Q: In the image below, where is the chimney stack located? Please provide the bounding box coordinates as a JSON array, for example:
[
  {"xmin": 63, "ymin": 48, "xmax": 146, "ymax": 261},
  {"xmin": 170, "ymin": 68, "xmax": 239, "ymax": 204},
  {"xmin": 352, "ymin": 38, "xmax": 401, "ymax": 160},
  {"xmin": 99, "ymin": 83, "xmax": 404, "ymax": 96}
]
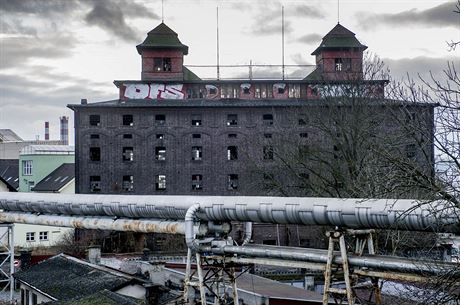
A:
[
  {"xmin": 45, "ymin": 121, "xmax": 49, "ymax": 141},
  {"xmin": 60, "ymin": 116, "xmax": 69, "ymax": 145},
  {"xmin": 87, "ymin": 245, "xmax": 101, "ymax": 264},
  {"xmin": 81, "ymin": 98, "xmax": 87, "ymax": 105}
]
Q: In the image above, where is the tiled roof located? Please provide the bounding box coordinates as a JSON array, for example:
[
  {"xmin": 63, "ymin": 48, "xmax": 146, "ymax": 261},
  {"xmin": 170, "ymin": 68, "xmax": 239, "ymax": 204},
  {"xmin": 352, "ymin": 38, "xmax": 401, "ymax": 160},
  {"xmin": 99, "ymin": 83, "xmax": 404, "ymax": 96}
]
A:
[
  {"xmin": 32, "ymin": 163, "xmax": 74, "ymax": 192},
  {"xmin": 0, "ymin": 159, "xmax": 19, "ymax": 191},
  {"xmin": 136, "ymin": 22, "xmax": 189, "ymax": 55},
  {"xmin": 0, "ymin": 129, "xmax": 23, "ymax": 142},
  {"xmin": 14, "ymin": 254, "xmax": 140, "ymax": 301},
  {"xmin": 43, "ymin": 290, "xmax": 143, "ymax": 305},
  {"xmin": 312, "ymin": 23, "xmax": 367, "ymax": 55}
]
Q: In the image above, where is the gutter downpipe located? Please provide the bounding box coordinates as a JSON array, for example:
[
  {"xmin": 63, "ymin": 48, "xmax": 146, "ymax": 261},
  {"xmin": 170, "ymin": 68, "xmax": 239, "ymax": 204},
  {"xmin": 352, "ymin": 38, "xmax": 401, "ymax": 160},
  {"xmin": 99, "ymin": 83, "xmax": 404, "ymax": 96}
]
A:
[{"xmin": 241, "ymin": 222, "xmax": 252, "ymax": 245}]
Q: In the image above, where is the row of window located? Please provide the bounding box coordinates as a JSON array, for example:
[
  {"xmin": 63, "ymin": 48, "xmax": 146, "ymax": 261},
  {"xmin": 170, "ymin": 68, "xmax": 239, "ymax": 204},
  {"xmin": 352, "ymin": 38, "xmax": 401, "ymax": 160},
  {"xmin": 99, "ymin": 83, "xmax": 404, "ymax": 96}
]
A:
[
  {"xmin": 26, "ymin": 231, "xmax": 48, "ymax": 242},
  {"xmin": 89, "ymin": 114, "xmax": 310, "ymax": 127},
  {"xmin": 89, "ymin": 145, "xmax": 279, "ymax": 162},
  {"xmin": 89, "ymin": 174, "xmax": 239, "ymax": 192}
]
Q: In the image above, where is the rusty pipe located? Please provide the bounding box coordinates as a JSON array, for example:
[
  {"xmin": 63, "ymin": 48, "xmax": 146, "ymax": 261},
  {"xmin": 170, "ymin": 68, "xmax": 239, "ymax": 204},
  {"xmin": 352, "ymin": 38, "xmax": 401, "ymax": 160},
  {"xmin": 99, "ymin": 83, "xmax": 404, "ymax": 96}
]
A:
[{"xmin": 0, "ymin": 212, "xmax": 187, "ymax": 234}]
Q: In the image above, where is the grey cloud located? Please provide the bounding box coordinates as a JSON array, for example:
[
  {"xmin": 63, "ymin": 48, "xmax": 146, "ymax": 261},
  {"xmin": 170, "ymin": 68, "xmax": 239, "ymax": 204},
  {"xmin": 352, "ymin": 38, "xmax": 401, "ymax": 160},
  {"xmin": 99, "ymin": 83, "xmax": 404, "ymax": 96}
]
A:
[
  {"xmin": 0, "ymin": 19, "xmax": 37, "ymax": 36},
  {"xmin": 250, "ymin": 20, "xmax": 293, "ymax": 36},
  {"xmin": 356, "ymin": 2, "xmax": 459, "ymax": 30},
  {"xmin": 289, "ymin": 5, "xmax": 325, "ymax": 18},
  {"xmin": 384, "ymin": 56, "xmax": 457, "ymax": 83},
  {"xmin": 0, "ymin": 35, "xmax": 76, "ymax": 70},
  {"xmin": 0, "ymin": 0, "xmax": 78, "ymax": 16},
  {"xmin": 297, "ymin": 33, "xmax": 322, "ymax": 45}
]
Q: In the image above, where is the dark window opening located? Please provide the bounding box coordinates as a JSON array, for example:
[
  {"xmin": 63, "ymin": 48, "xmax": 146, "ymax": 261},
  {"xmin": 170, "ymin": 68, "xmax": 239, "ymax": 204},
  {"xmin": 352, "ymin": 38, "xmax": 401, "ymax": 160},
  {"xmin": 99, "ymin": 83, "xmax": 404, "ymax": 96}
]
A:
[
  {"xmin": 243, "ymin": 87, "xmax": 250, "ymax": 94},
  {"xmin": 123, "ymin": 134, "xmax": 133, "ymax": 139},
  {"xmin": 122, "ymin": 115, "xmax": 133, "ymax": 126},
  {"xmin": 187, "ymin": 87, "xmax": 205, "ymax": 99},
  {"xmin": 228, "ymin": 134, "xmax": 237, "ymax": 138},
  {"xmin": 263, "ymin": 146, "xmax": 274, "ymax": 160},
  {"xmin": 192, "ymin": 146, "xmax": 202, "ymax": 161},
  {"xmin": 155, "ymin": 114, "xmax": 166, "ymax": 125},
  {"xmin": 405, "ymin": 144, "xmax": 417, "ymax": 158},
  {"xmin": 277, "ymin": 87, "xmax": 285, "ymax": 94},
  {"xmin": 228, "ymin": 174, "xmax": 238, "ymax": 190},
  {"xmin": 227, "ymin": 146, "xmax": 238, "ymax": 160},
  {"xmin": 155, "ymin": 146, "xmax": 166, "ymax": 161},
  {"xmin": 227, "ymin": 114, "xmax": 238, "ymax": 126},
  {"xmin": 192, "ymin": 114, "xmax": 202, "ymax": 126},
  {"xmin": 335, "ymin": 58, "xmax": 351, "ymax": 71},
  {"xmin": 264, "ymin": 133, "xmax": 272, "ymax": 139},
  {"xmin": 154, "ymin": 57, "xmax": 171, "ymax": 72},
  {"xmin": 89, "ymin": 147, "xmax": 100, "ymax": 161},
  {"xmin": 122, "ymin": 147, "xmax": 134, "ymax": 161},
  {"xmin": 192, "ymin": 174, "xmax": 203, "ymax": 190},
  {"xmin": 288, "ymin": 84, "xmax": 301, "ymax": 98},
  {"xmin": 122, "ymin": 175, "xmax": 134, "ymax": 192},
  {"xmin": 156, "ymin": 134, "xmax": 164, "ymax": 140},
  {"xmin": 263, "ymin": 114, "xmax": 274, "ymax": 126},
  {"xmin": 90, "ymin": 176, "xmax": 101, "ymax": 192},
  {"xmin": 89, "ymin": 115, "xmax": 100, "ymax": 126},
  {"xmin": 298, "ymin": 115, "xmax": 307, "ymax": 126},
  {"xmin": 300, "ymin": 133, "xmax": 308, "ymax": 138},
  {"xmin": 192, "ymin": 133, "xmax": 201, "ymax": 139},
  {"xmin": 155, "ymin": 175, "xmax": 166, "ymax": 190},
  {"xmin": 263, "ymin": 240, "xmax": 277, "ymax": 245},
  {"xmin": 90, "ymin": 134, "xmax": 99, "ymax": 139},
  {"xmin": 209, "ymin": 87, "xmax": 217, "ymax": 95}
]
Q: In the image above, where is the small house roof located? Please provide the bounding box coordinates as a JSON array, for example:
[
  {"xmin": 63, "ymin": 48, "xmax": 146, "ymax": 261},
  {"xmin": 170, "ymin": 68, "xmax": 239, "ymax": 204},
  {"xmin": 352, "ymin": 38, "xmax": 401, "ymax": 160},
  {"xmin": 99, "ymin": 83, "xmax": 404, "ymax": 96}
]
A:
[
  {"xmin": 20, "ymin": 145, "xmax": 74, "ymax": 155},
  {"xmin": 136, "ymin": 22, "xmax": 189, "ymax": 55},
  {"xmin": 0, "ymin": 129, "xmax": 23, "ymax": 142},
  {"xmin": 32, "ymin": 163, "xmax": 74, "ymax": 192},
  {"xmin": 311, "ymin": 23, "xmax": 367, "ymax": 55},
  {"xmin": 0, "ymin": 159, "xmax": 19, "ymax": 190}
]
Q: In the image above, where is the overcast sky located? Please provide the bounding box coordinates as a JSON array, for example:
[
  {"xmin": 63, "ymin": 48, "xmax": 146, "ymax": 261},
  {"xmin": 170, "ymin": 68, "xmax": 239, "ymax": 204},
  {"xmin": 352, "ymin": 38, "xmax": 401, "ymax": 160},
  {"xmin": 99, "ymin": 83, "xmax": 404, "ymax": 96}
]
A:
[{"xmin": 0, "ymin": 0, "xmax": 458, "ymax": 143}]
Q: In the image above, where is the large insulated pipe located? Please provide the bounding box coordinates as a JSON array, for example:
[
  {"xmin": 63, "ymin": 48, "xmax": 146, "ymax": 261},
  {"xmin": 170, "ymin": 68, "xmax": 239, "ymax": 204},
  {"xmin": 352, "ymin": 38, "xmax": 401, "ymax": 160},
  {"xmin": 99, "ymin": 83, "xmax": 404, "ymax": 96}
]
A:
[
  {"xmin": 208, "ymin": 244, "xmax": 460, "ymax": 277},
  {"xmin": 0, "ymin": 212, "xmax": 187, "ymax": 234},
  {"xmin": 1, "ymin": 193, "xmax": 458, "ymax": 232}
]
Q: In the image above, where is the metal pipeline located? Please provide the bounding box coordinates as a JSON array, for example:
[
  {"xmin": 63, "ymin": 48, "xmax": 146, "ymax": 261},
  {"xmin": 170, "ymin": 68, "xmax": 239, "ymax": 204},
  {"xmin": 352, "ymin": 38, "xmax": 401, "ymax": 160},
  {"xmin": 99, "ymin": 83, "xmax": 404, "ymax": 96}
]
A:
[
  {"xmin": 208, "ymin": 244, "xmax": 460, "ymax": 277},
  {"xmin": 242, "ymin": 222, "xmax": 252, "ymax": 245},
  {"xmin": 0, "ymin": 212, "xmax": 187, "ymax": 234},
  {"xmin": 1, "ymin": 193, "xmax": 459, "ymax": 232},
  {"xmin": 185, "ymin": 204, "xmax": 201, "ymax": 251}
]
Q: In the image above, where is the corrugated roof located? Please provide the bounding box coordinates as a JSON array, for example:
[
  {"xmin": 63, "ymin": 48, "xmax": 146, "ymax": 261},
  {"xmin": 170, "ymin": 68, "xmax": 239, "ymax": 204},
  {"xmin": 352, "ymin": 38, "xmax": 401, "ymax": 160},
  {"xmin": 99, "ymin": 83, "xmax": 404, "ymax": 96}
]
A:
[
  {"xmin": 0, "ymin": 159, "xmax": 19, "ymax": 191},
  {"xmin": 20, "ymin": 145, "xmax": 75, "ymax": 155},
  {"xmin": 311, "ymin": 23, "xmax": 367, "ymax": 55},
  {"xmin": 32, "ymin": 163, "xmax": 74, "ymax": 192},
  {"xmin": 136, "ymin": 22, "xmax": 189, "ymax": 55},
  {"xmin": 14, "ymin": 254, "xmax": 141, "ymax": 301},
  {"xmin": 0, "ymin": 129, "xmax": 23, "ymax": 142}
]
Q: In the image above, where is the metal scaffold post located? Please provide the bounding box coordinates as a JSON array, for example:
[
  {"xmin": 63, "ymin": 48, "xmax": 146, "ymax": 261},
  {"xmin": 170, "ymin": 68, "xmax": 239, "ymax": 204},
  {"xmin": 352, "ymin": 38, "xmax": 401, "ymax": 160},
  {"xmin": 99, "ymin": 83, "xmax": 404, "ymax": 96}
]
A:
[{"xmin": 0, "ymin": 223, "xmax": 14, "ymax": 302}]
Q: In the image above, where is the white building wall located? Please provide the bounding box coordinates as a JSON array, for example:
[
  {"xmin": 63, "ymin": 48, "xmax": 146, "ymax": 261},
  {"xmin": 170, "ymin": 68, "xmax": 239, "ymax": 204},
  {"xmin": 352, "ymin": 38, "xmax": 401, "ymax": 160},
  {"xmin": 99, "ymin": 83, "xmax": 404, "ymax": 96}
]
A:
[
  {"xmin": 14, "ymin": 224, "xmax": 73, "ymax": 248},
  {"xmin": 19, "ymin": 283, "xmax": 53, "ymax": 305},
  {"xmin": 115, "ymin": 284, "xmax": 146, "ymax": 299},
  {"xmin": 0, "ymin": 181, "xmax": 9, "ymax": 192}
]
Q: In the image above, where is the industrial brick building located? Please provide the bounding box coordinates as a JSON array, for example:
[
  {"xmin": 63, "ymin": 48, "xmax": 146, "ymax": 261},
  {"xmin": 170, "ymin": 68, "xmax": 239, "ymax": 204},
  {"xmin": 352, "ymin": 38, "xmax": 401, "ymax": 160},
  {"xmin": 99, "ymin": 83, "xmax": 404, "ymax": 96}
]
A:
[{"xmin": 69, "ymin": 22, "xmax": 434, "ymax": 248}]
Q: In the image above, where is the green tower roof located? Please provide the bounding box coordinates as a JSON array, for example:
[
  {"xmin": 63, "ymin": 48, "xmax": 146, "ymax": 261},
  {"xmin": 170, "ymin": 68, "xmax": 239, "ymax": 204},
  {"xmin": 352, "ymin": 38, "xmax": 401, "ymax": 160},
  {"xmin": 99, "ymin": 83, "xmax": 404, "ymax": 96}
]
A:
[
  {"xmin": 311, "ymin": 23, "xmax": 367, "ymax": 55},
  {"xmin": 136, "ymin": 22, "xmax": 189, "ymax": 55}
]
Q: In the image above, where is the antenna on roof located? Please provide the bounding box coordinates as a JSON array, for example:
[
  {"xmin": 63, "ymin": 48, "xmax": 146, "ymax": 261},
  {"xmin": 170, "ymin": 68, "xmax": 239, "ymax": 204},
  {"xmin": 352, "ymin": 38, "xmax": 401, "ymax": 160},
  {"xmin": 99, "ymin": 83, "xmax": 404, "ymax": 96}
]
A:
[
  {"xmin": 337, "ymin": 0, "xmax": 340, "ymax": 24},
  {"xmin": 282, "ymin": 5, "xmax": 285, "ymax": 80},
  {"xmin": 217, "ymin": 6, "xmax": 220, "ymax": 80},
  {"xmin": 161, "ymin": 0, "xmax": 164, "ymax": 23}
]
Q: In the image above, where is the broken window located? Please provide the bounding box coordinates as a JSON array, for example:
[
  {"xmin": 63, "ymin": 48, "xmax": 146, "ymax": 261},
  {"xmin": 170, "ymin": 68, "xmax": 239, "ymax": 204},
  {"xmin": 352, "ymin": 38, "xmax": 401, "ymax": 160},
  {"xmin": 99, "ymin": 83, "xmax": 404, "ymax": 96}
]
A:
[
  {"xmin": 123, "ymin": 134, "xmax": 133, "ymax": 139},
  {"xmin": 90, "ymin": 147, "xmax": 101, "ymax": 161},
  {"xmin": 192, "ymin": 134, "xmax": 201, "ymax": 139},
  {"xmin": 220, "ymin": 84, "xmax": 239, "ymax": 98},
  {"xmin": 300, "ymin": 133, "xmax": 308, "ymax": 138},
  {"xmin": 335, "ymin": 58, "xmax": 351, "ymax": 71},
  {"xmin": 155, "ymin": 114, "xmax": 166, "ymax": 125},
  {"xmin": 192, "ymin": 114, "xmax": 202, "ymax": 126},
  {"xmin": 155, "ymin": 175, "xmax": 166, "ymax": 190},
  {"xmin": 263, "ymin": 146, "xmax": 274, "ymax": 160},
  {"xmin": 90, "ymin": 134, "xmax": 99, "ymax": 139},
  {"xmin": 122, "ymin": 175, "xmax": 134, "ymax": 192},
  {"xmin": 154, "ymin": 57, "xmax": 171, "ymax": 72},
  {"xmin": 288, "ymin": 84, "xmax": 301, "ymax": 98},
  {"xmin": 264, "ymin": 133, "xmax": 272, "ymax": 139},
  {"xmin": 263, "ymin": 114, "xmax": 273, "ymax": 126},
  {"xmin": 187, "ymin": 86, "xmax": 205, "ymax": 98},
  {"xmin": 227, "ymin": 174, "xmax": 238, "ymax": 190},
  {"xmin": 298, "ymin": 115, "xmax": 308, "ymax": 126},
  {"xmin": 254, "ymin": 84, "xmax": 273, "ymax": 98},
  {"xmin": 192, "ymin": 174, "xmax": 203, "ymax": 190},
  {"xmin": 227, "ymin": 114, "xmax": 238, "ymax": 126},
  {"xmin": 227, "ymin": 146, "xmax": 238, "ymax": 160},
  {"xmin": 228, "ymin": 134, "xmax": 237, "ymax": 139},
  {"xmin": 90, "ymin": 176, "xmax": 101, "ymax": 192},
  {"xmin": 89, "ymin": 115, "xmax": 100, "ymax": 126},
  {"xmin": 192, "ymin": 146, "xmax": 202, "ymax": 161},
  {"xmin": 122, "ymin": 147, "xmax": 134, "ymax": 161},
  {"xmin": 156, "ymin": 134, "xmax": 164, "ymax": 140},
  {"xmin": 122, "ymin": 115, "xmax": 133, "ymax": 126},
  {"xmin": 155, "ymin": 146, "xmax": 166, "ymax": 161}
]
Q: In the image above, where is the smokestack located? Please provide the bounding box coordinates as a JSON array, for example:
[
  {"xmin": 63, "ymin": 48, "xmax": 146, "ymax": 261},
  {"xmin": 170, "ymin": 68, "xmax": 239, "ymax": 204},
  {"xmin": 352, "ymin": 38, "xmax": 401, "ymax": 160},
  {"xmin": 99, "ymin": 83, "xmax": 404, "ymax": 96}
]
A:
[
  {"xmin": 45, "ymin": 121, "xmax": 49, "ymax": 141},
  {"xmin": 60, "ymin": 116, "xmax": 69, "ymax": 145}
]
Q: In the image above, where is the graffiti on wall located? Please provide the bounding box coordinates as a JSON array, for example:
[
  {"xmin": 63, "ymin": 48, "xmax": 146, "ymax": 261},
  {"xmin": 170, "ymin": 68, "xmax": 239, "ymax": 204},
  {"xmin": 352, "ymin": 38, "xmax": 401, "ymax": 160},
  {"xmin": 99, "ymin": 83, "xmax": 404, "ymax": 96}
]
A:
[{"xmin": 124, "ymin": 84, "xmax": 185, "ymax": 100}]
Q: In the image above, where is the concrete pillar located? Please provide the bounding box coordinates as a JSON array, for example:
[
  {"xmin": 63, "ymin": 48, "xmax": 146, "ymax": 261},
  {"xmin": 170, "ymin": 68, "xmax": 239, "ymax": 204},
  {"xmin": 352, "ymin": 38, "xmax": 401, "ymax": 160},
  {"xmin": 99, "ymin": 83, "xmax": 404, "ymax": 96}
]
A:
[{"xmin": 87, "ymin": 245, "xmax": 101, "ymax": 264}]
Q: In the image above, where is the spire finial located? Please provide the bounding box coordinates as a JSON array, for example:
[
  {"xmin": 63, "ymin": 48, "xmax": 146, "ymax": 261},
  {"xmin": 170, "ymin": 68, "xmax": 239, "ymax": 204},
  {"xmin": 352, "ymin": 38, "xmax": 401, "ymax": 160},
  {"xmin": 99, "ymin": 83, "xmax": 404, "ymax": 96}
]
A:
[
  {"xmin": 162, "ymin": 0, "xmax": 164, "ymax": 23},
  {"xmin": 337, "ymin": 0, "xmax": 340, "ymax": 24}
]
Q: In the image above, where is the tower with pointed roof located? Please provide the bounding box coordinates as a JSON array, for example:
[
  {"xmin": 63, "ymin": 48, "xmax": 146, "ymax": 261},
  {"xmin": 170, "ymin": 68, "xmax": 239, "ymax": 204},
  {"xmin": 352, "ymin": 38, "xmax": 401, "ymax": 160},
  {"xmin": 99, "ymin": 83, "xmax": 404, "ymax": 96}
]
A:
[
  {"xmin": 307, "ymin": 23, "xmax": 367, "ymax": 81},
  {"xmin": 136, "ymin": 22, "xmax": 189, "ymax": 81}
]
